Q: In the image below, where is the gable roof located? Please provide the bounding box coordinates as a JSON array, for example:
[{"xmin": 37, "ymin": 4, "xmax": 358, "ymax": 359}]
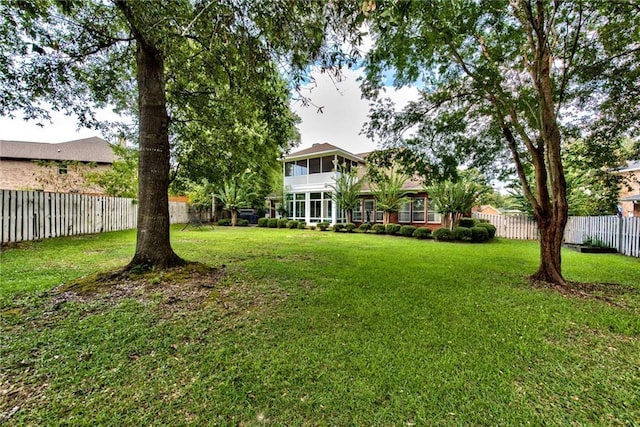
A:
[
  {"xmin": 285, "ymin": 143, "xmax": 364, "ymax": 161},
  {"xmin": 0, "ymin": 137, "xmax": 116, "ymax": 164}
]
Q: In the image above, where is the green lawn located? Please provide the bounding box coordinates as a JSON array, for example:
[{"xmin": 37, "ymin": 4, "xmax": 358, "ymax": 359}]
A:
[{"xmin": 1, "ymin": 226, "xmax": 639, "ymax": 425}]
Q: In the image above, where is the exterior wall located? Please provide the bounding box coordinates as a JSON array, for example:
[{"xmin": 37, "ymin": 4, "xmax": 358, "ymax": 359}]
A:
[
  {"xmin": 0, "ymin": 159, "xmax": 111, "ymax": 194},
  {"xmin": 351, "ymin": 193, "xmax": 443, "ymax": 230},
  {"xmin": 619, "ymin": 169, "xmax": 640, "ymax": 217}
]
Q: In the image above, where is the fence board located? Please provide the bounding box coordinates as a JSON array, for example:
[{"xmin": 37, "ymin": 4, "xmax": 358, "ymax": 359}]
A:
[
  {"xmin": 474, "ymin": 212, "xmax": 640, "ymax": 258},
  {"xmin": 0, "ymin": 190, "xmax": 193, "ymax": 244}
]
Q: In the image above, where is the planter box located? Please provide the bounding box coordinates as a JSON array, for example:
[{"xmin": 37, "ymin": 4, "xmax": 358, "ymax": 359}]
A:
[{"xmin": 563, "ymin": 243, "xmax": 617, "ymax": 254}]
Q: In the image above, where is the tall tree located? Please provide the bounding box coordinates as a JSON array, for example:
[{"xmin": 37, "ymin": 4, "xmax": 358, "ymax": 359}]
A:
[
  {"xmin": 362, "ymin": 0, "xmax": 640, "ymax": 285},
  {"xmin": 2, "ymin": 0, "xmax": 355, "ymax": 270}
]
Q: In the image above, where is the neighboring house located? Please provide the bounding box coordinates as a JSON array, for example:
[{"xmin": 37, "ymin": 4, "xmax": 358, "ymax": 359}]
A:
[
  {"xmin": 472, "ymin": 205, "xmax": 502, "ymax": 216},
  {"xmin": 278, "ymin": 143, "xmax": 443, "ymax": 228},
  {"xmin": 0, "ymin": 137, "xmax": 116, "ymax": 194},
  {"xmin": 617, "ymin": 161, "xmax": 640, "ymax": 217}
]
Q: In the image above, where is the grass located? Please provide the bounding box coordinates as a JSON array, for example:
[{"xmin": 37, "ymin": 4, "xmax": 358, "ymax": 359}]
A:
[{"xmin": 1, "ymin": 226, "xmax": 639, "ymax": 425}]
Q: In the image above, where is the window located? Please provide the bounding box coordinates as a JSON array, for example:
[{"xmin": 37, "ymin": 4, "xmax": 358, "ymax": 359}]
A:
[
  {"xmin": 352, "ymin": 199, "xmax": 362, "ymax": 222},
  {"xmin": 398, "ymin": 201, "xmax": 411, "ymax": 223},
  {"xmin": 294, "ymin": 193, "xmax": 306, "ymax": 220},
  {"xmin": 412, "ymin": 198, "xmax": 425, "ymax": 222},
  {"xmin": 321, "ymin": 156, "xmax": 334, "ymax": 173},
  {"xmin": 310, "ymin": 192, "xmax": 322, "ymax": 221},
  {"xmin": 285, "ymin": 194, "xmax": 293, "ymax": 218},
  {"xmin": 309, "ymin": 157, "xmax": 321, "ymax": 174},
  {"xmin": 58, "ymin": 163, "xmax": 68, "ymax": 175},
  {"xmin": 295, "ymin": 159, "xmax": 308, "ymax": 176},
  {"xmin": 427, "ymin": 200, "xmax": 442, "ymax": 223},
  {"xmin": 322, "ymin": 194, "xmax": 333, "ymax": 222}
]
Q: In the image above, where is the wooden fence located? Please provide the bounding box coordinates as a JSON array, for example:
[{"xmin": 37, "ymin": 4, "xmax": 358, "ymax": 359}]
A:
[
  {"xmin": 1, "ymin": 190, "xmax": 191, "ymax": 244},
  {"xmin": 472, "ymin": 212, "xmax": 539, "ymax": 240},
  {"xmin": 473, "ymin": 212, "xmax": 640, "ymax": 258}
]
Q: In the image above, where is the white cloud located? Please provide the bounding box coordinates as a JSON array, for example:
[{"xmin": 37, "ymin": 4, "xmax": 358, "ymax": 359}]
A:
[{"xmin": 291, "ymin": 67, "xmax": 420, "ymax": 155}]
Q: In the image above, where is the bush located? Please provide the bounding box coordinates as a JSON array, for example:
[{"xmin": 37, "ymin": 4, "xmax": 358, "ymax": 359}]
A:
[
  {"xmin": 333, "ymin": 223, "xmax": 345, "ymax": 232},
  {"xmin": 386, "ymin": 224, "xmax": 401, "ymax": 235},
  {"xmin": 399, "ymin": 225, "xmax": 416, "ymax": 237},
  {"xmin": 217, "ymin": 218, "xmax": 231, "ymax": 226},
  {"xmin": 476, "ymin": 222, "xmax": 497, "ymax": 239},
  {"xmin": 287, "ymin": 220, "xmax": 299, "ymax": 229},
  {"xmin": 453, "ymin": 226, "xmax": 473, "ymax": 241},
  {"xmin": 344, "ymin": 223, "xmax": 357, "ymax": 233},
  {"xmin": 458, "ymin": 217, "xmax": 476, "ymax": 228},
  {"xmin": 433, "ymin": 227, "xmax": 454, "ymax": 241},
  {"xmin": 470, "ymin": 226, "xmax": 489, "ymax": 242},
  {"xmin": 317, "ymin": 222, "xmax": 330, "ymax": 231},
  {"xmin": 358, "ymin": 223, "xmax": 371, "ymax": 233},
  {"xmin": 413, "ymin": 227, "xmax": 432, "ymax": 239},
  {"xmin": 257, "ymin": 217, "xmax": 269, "ymax": 227},
  {"xmin": 477, "ymin": 218, "xmax": 489, "ymax": 223},
  {"xmin": 267, "ymin": 218, "xmax": 278, "ymax": 228},
  {"xmin": 297, "ymin": 221, "xmax": 306, "ymax": 230},
  {"xmin": 277, "ymin": 219, "xmax": 288, "ymax": 228},
  {"xmin": 236, "ymin": 218, "xmax": 249, "ymax": 227},
  {"xmin": 372, "ymin": 224, "xmax": 386, "ymax": 234}
]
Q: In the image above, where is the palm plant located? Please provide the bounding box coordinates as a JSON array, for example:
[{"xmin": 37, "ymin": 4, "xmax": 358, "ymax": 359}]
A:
[
  {"xmin": 216, "ymin": 172, "xmax": 256, "ymax": 226},
  {"xmin": 327, "ymin": 162, "xmax": 363, "ymax": 224},
  {"xmin": 369, "ymin": 166, "xmax": 411, "ymax": 225},
  {"xmin": 426, "ymin": 179, "xmax": 487, "ymax": 229}
]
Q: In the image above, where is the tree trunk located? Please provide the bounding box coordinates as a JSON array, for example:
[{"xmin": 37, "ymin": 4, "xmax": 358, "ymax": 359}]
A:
[
  {"xmin": 346, "ymin": 209, "xmax": 352, "ymax": 224},
  {"xmin": 127, "ymin": 40, "xmax": 184, "ymax": 270},
  {"xmin": 231, "ymin": 210, "xmax": 237, "ymax": 227}
]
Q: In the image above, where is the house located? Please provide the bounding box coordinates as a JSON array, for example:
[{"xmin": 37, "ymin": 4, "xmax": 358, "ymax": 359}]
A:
[
  {"xmin": 472, "ymin": 205, "xmax": 502, "ymax": 216},
  {"xmin": 617, "ymin": 161, "xmax": 640, "ymax": 217},
  {"xmin": 0, "ymin": 137, "xmax": 116, "ymax": 194},
  {"xmin": 278, "ymin": 143, "xmax": 443, "ymax": 228}
]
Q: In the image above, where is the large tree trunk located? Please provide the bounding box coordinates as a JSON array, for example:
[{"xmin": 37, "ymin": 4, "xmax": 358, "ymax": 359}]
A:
[
  {"xmin": 127, "ymin": 40, "xmax": 184, "ymax": 270},
  {"xmin": 231, "ymin": 210, "xmax": 238, "ymax": 227}
]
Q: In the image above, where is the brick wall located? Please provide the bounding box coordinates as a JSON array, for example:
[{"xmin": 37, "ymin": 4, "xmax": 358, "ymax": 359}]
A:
[{"xmin": 0, "ymin": 159, "xmax": 111, "ymax": 194}]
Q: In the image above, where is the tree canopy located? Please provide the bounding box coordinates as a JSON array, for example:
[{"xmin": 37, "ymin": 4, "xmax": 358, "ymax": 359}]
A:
[
  {"xmin": 1, "ymin": 0, "xmax": 359, "ymax": 270},
  {"xmin": 361, "ymin": 0, "xmax": 640, "ymax": 285}
]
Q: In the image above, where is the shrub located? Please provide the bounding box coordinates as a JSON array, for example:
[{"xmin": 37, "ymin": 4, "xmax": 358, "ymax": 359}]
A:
[
  {"xmin": 358, "ymin": 223, "xmax": 371, "ymax": 233},
  {"xmin": 413, "ymin": 227, "xmax": 432, "ymax": 240},
  {"xmin": 236, "ymin": 218, "xmax": 249, "ymax": 227},
  {"xmin": 453, "ymin": 226, "xmax": 473, "ymax": 241},
  {"xmin": 433, "ymin": 227, "xmax": 454, "ymax": 241},
  {"xmin": 476, "ymin": 222, "xmax": 497, "ymax": 239},
  {"xmin": 317, "ymin": 222, "xmax": 330, "ymax": 231},
  {"xmin": 277, "ymin": 219, "xmax": 288, "ymax": 228},
  {"xmin": 287, "ymin": 220, "xmax": 299, "ymax": 229},
  {"xmin": 477, "ymin": 218, "xmax": 489, "ymax": 223},
  {"xmin": 267, "ymin": 218, "xmax": 278, "ymax": 228},
  {"xmin": 344, "ymin": 223, "xmax": 357, "ymax": 233},
  {"xmin": 297, "ymin": 221, "xmax": 306, "ymax": 230},
  {"xmin": 471, "ymin": 226, "xmax": 489, "ymax": 242},
  {"xmin": 386, "ymin": 223, "xmax": 401, "ymax": 235},
  {"xmin": 372, "ymin": 224, "xmax": 386, "ymax": 234},
  {"xmin": 217, "ymin": 218, "xmax": 231, "ymax": 226},
  {"xmin": 399, "ymin": 225, "xmax": 416, "ymax": 237},
  {"xmin": 257, "ymin": 217, "xmax": 269, "ymax": 227},
  {"xmin": 333, "ymin": 223, "xmax": 345, "ymax": 232},
  {"xmin": 458, "ymin": 217, "xmax": 476, "ymax": 228}
]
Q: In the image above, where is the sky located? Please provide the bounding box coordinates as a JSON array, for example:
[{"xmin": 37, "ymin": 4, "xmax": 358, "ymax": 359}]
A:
[{"xmin": 0, "ymin": 67, "xmax": 419, "ymax": 156}]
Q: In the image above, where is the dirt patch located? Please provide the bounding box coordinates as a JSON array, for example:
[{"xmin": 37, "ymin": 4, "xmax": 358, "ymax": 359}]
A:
[
  {"xmin": 531, "ymin": 279, "xmax": 639, "ymax": 307},
  {"xmin": 48, "ymin": 262, "xmax": 226, "ymax": 314}
]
